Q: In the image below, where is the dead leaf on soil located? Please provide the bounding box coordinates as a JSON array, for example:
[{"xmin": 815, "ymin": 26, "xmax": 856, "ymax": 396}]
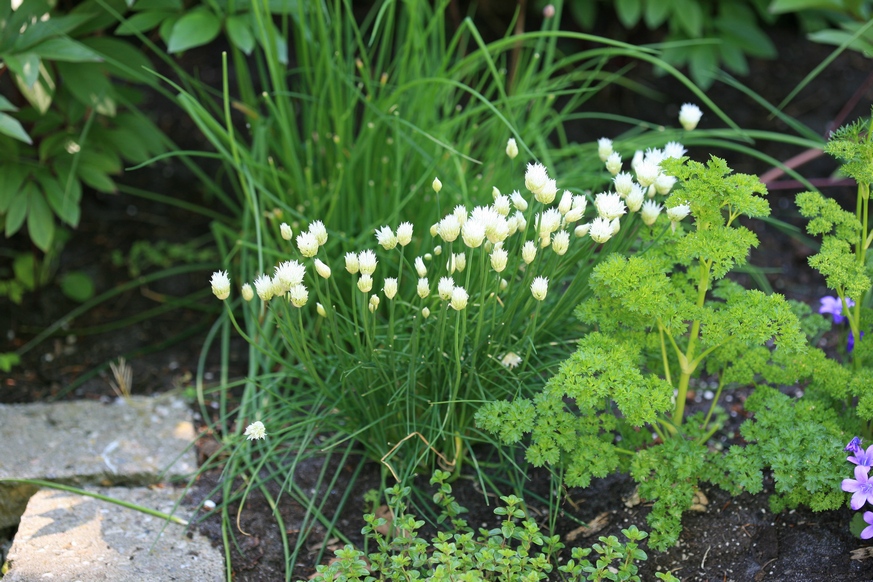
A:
[
  {"xmin": 623, "ymin": 488, "xmax": 641, "ymax": 508},
  {"xmin": 689, "ymin": 489, "xmax": 709, "ymax": 512},
  {"xmin": 564, "ymin": 511, "xmax": 610, "ymax": 542},
  {"xmin": 850, "ymin": 547, "xmax": 873, "ymax": 561}
]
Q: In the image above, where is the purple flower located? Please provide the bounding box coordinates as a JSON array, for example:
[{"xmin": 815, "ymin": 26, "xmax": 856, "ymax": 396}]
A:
[
  {"xmin": 848, "ymin": 331, "xmax": 865, "ymax": 352},
  {"xmin": 847, "ymin": 437, "xmax": 864, "ymax": 454},
  {"xmin": 848, "ymin": 444, "xmax": 873, "ymax": 467},
  {"xmin": 820, "ymin": 295, "xmax": 855, "ymax": 324},
  {"xmin": 842, "ymin": 465, "xmax": 873, "ymax": 510},
  {"xmin": 862, "ymin": 512, "xmax": 873, "ymax": 539}
]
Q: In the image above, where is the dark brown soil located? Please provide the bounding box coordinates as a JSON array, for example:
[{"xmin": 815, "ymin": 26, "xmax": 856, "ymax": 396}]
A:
[{"xmin": 3, "ymin": 13, "xmax": 873, "ymax": 582}]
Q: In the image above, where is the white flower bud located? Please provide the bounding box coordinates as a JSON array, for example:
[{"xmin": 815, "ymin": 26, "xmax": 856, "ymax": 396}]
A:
[
  {"xmin": 500, "ymin": 278, "xmax": 508, "ymax": 290},
  {"xmin": 254, "ymin": 274, "xmax": 273, "ymax": 301},
  {"xmin": 211, "ymin": 270, "xmax": 230, "ymax": 300},
  {"xmin": 667, "ymin": 203, "xmax": 691, "ymax": 223},
  {"xmin": 241, "ymin": 283, "xmax": 254, "ymax": 302},
  {"xmin": 434, "ymin": 244, "xmax": 442, "ymax": 256},
  {"xmin": 280, "ymin": 222, "xmax": 293, "ymax": 241},
  {"xmin": 537, "ymin": 208, "xmax": 562, "ymax": 237},
  {"xmin": 535, "ymin": 179, "xmax": 557, "ymax": 205},
  {"xmin": 450, "ymin": 252, "xmax": 467, "ymax": 273},
  {"xmin": 429, "ymin": 223, "xmax": 439, "ymax": 237},
  {"xmin": 422, "ymin": 306, "xmax": 431, "ymax": 319},
  {"xmin": 552, "ymin": 230, "xmax": 570, "ymax": 255},
  {"xmin": 522, "ymin": 240, "xmax": 537, "ymax": 264},
  {"xmin": 493, "ymin": 194, "xmax": 511, "ymax": 216},
  {"xmin": 357, "ymin": 273, "xmax": 373, "ymax": 293},
  {"xmin": 525, "ymin": 162, "xmax": 549, "ymax": 195},
  {"xmin": 438, "ymin": 277, "xmax": 454, "ymax": 300},
  {"xmin": 574, "ymin": 223, "xmax": 590, "ymax": 238},
  {"xmin": 358, "ymin": 250, "xmax": 378, "ymax": 275},
  {"xmin": 383, "ymin": 277, "xmax": 398, "ymax": 299},
  {"xmin": 679, "ymin": 103, "xmax": 702, "ymax": 131},
  {"xmin": 450, "ymin": 286, "xmax": 468, "ymax": 310},
  {"xmin": 641, "ymin": 200, "xmax": 662, "ymax": 226},
  {"xmin": 308, "ymin": 220, "xmax": 328, "ymax": 246},
  {"xmin": 558, "ymin": 190, "xmax": 573, "ymax": 215},
  {"xmin": 314, "ymin": 259, "xmax": 331, "ymax": 279},
  {"xmin": 514, "ymin": 210, "xmax": 527, "ymax": 232},
  {"xmin": 396, "ymin": 221, "xmax": 413, "ymax": 246},
  {"xmin": 316, "ymin": 302, "xmax": 327, "ymax": 317},
  {"xmin": 589, "ymin": 217, "xmax": 613, "ymax": 244},
  {"xmin": 530, "ymin": 276, "xmax": 548, "ymax": 301},
  {"xmin": 605, "ymin": 152, "xmax": 622, "ymax": 176},
  {"xmin": 610, "ymin": 217, "xmax": 621, "ymax": 235},
  {"xmin": 415, "ymin": 256, "xmax": 427, "ymax": 277},
  {"xmin": 417, "ymin": 277, "xmax": 429, "ymax": 298},
  {"xmin": 613, "ymin": 172, "xmax": 634, "ymax": 198},
  {"xmin": 490, "ymin": 247, "xmax": 508, "ymax": 272},
  {"xmin": 631, "ymin": 150, "xmax": 644, "ymax": 172},
  {"xmin": 506, "ymin": 137, "xmax": 519, "ymax": 159},
  {"xmin": 432, "ymin": 177, "xmax": 442, "ymax": 192},
  {"xmin": 597, "ymin": 137, "xmax": 613, "ymax": 162},
  {"xmin": 288, "ymin": 284, "xmax": 308, "ymax": 307},
  {"xmin": 511, "ymin": 190, "xmax": 528, "ymax": 212},
  {"xmin": 345, "ymin": 252, "xmax": 360, "ymax": 274},
  {"xmin": 296, "ymin": 231, "xmax": 319, "ymax": 257},
  {"xmin": 375, "ymin": 225, "xmax": 397, "ymax": 250},
  {"xmin": 654, "ymin": 174, "xmax": 677, "ymax": 196},
  {"xmin": 635, "ymin": 160, "xmax": 660, "ymax": 188},
  {"xmin": 368, "ymin": 294, "xmax": 380, "ymax": 312},
  {"xmin": 626, "ymin": 184, "xmax": 645, "ymax": 213}
]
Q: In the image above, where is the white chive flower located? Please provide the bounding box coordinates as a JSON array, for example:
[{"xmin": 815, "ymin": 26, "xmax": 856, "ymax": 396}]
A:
[
  {"xmin": 641, "ymin": 200, "xmax": 663, "ymax": 226},
  {"xmin": 490, "ymin": 247, "xmax": 508, "ymax": 272},
  {"xmin": 492, "ymin": 186, "xmax": 501, "ymax": 200},
  {"xmin": 453, "ymin": 205, "xmax": 468, "ymax": 225},
  {"xmin": 644, "ymin": 148, "xmax": 667, "ymax": 167},
  {"xmin": 314, "ymin": 259, "xmax": 331, "ymax": 279},
  {"xmin": 396, "ymin": 222, "xmax": 413, "ymax": 246},
  {"xmin": 438, "ymin": 276, "xmax": 454, "ymax": 300},
  {"xmin": 422, "ymin": 306, "xmax": 431, "ymax": 319},
  {"xmin": 296, "ymin": 231, "xmax": 319, "ymax": 257},
  {"xmin": 552, "ymin": 230, "xmax": 570, "ymax": 255},
  {"xmin": 345, "ymin": 252, "xmax": 360, "ymax": 274},
  {"xmin": 663, "ymin": 141, "xmax": 686, "ymax": 158},
  {"xmin": 461, "ymin": 219, "xmax": 486, "ymax": 248},
  {"xmin": 288, "ymin": 284, "xmax": 308, "ymax": 307},
  {"xmin": 537, "ymin": 208, "xmax": 562, "ymax": 237},
  {"xmin": 450, "ymin": 286, "xmax": 469, "ymax": 311},
  {"xmin": 241, "ymin": 283, "xmax": 254, "ymax": 302},
  {"xmin": 274, "ymin": 260, "xmax": 306, "ymax": 290},
  {"xmin": 531, "ymin": 276, "xmax": 549, "ymax": 301},
  {"xmin": 635, "ymin": 159, "xmax": 660, "ymax": 187},
  {"xmin": 506, "ymin": 137, "xmax": 519, "ymax": 159},
  {"xmin": 254, "ymin": 274, "xmax": 273, "ymax": 301},
  {"xmin": 594, "ymin": 192, "xmax": 627, "ymax": 221},
  {"xmin": 415, "ymin": 256, "xmax": 427, "ymax": 277},
  {"xmin": 434, "ymin": 244, "xmax": 442, "ymax": 255},
  {"xmin": 522, "ymin": 240, "xmax": 537, "ymax": 264},
  {"xmin": 610, "ymin": 217, "xmax": 621, "ymax": 235},
  {"xmin": 358, "ymin": 250, "xmax": 378, "ymax": 275},
  {"xmin": 667, "ymin": 203, "xmax": 691, "ymax": 223},
  {"xmin": 605, "ymin": 152, "xmax": 622, "ymax": 176},
  {"xmin": 654, "ymin": 174, "xmax": 677, "ymax": 196},
  {"xmin": 514, "ymin": 210, "xmax": 527, "ymax": 232},
  {"xmin": 316, "ymin": 302, "xmax": 327, "ymax": 317},
  {"xmin": 631, "ymin": 150, "xmax": 644, "ymax": 172},
  {"xmin": 493, "ymin": 194, "xmax": 511, "ymax": 216},
  {"xmin": 536, "ymin": 179, "xmax": 557, "ymax": 204},
  {"xmin": 679, "ymin": 103, "xmax": 702, "ymax": 131},
  {"xmin": 244, "ymin": 421, "xmax": 267, "ymax": 440},
  {"xmin": 433, "ymin": 177, "xmax": 442, "ymax": 192},
  {"xmin": 429, "ymin": 223, "xmax": 439, "ymax": 237},
  {"xmin": 597, "ymin": 137, "xmax": 613, "ymax": 162},
  {"xmin": 308, "ymin": 220, "xmax": 328, "ymax": 246},
  {"xmin": 626, "ymin": 184, "xmax": 645, "ymax": 213},
  {"xmin": 280, "ymin": 223, "xmax": 293, "ymax": 241},
  {"xmin": 417, "ymin": 277, "xmax": 429, "ymax": 298},
  {"xmin": 375, "ymin": 225, "xmax": 397, "ymax": 250},
  {"xmin": 437, "ymin": 214, "xmax": 461, "ymax": 242},
  {"xmin": 589, "ymin": 217, "xmax": 613, "ymax": 243},
  {"xmin": 511, "ymin": 190, "xmax": 528, "ymax": 212},
  {"xmin": 501, "ymin": 352, "xmax": 522, "ymax": 369},
  {"xmin": 383, "ymin": 277, "xmax": 398, "ymax": 299},
  {"xmin": 613, "ymin": 172, "xmax": 634, "ymax": 198},
  {"xmin": 558, "ymin": 190, "xmax": 573, "ymax": 215},
  {"xmin": 211, "ymin": 270, "xmax": 230, "ymax": 300},
  {"xmin": 574, "ymin": 223, "xmax": 591, "ymax": 238},
  {"xmin": 357, "ymin": 273, "xmax": 374, "ymax": 293},
  {"xmin": 368, "ymin": 295, "xmax": 380, "ymax": 312},
  {"xmin": 564, "ymin": 198, "xmax": 587, "ymax": 223},
  {"xmin": 525, "ymin": 162, "xmax": 550, "ymax": 195},
  {"xmin": 450, "ymin": 252, "xmax": 467, "ymax": 273}
]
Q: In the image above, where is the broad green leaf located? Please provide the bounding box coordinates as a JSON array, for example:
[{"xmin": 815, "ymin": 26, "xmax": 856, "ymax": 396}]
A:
[
  {"xmin": 616, "ymin": 0, "xmax": 642, "ymax": 27},
  {"xmin": 158, "ymin": 14, "xmax": 180, "ymax": 45},
  {"xmin": 99, "ymin": 125, "xmax": 150, "ymax": 163},
  {"xmin": 77, "ymin": 164, "xmax": 117, "ymax": 193},
  {"xmin": 0, "ymin": 353, "xmax": 20, "ymax": 372},
  {"xmin": 38, "ymin": 173, "xmax": 80, "ymax": 227},
  {"xmin": 166, "ymin": 9, "xmax": 221, "ymax": 53},
  {"xmin": 5, "ymin": 53, "xmax": 41, "ymax": 87},
  {"xmin": 13, "ymin": 13, "xmax": 95, "ymax": 52},
  {"xmin": 809, "ymin": 29, "xmax": 873, "ymax": 54},
  {"xmin": 769, "ymin": 0, "xmax": 844, "ymax": 13},
  {"xmin": 133, "ymin": 0, "xmax": 183, "ymax": 9},
  {"xmin": 688, "ymin": 45, "xmax": 718, "ymax": 90},
  {"xmin": 5, "ymin": 181, "xmax": 32, "ymax": 238},
  {"xmin": 226, "ymin": 14, "xmax": 255, "ymax": 55},
  {"xmin": 644, "ymin": 0, "xmax": 672, "ymax": 28},
  {"xmin": 56, "ymin": 62, "xmax": 116, "ymax": 116},
  {"xmin": 31, "ymin": 38, "xmax": 103, "ymax": 62},
  {"xmin": 673, "ymin": 0, "xmax": 704, "ymax": 37},
  {"xmin": 0, "ymin": 95, "xmax": 17, "ymax": 112},
  {"xmin": 12, "ymin": 253, "xmax": 36, "ymax": 290},
  {"xmin": 115, "ymin": 11, "xmax": 173, "ymax": 35},
  {"xmin": 113, "ymin": 112, "xmax": 166, "ymax": 157},
  {"xmin": 12, "ymin": 63, "xmax": 54, "ymax": 114},
  {"xmin": 0, "ymin": 112, "xmax": 32, "ymax": 144},
  {"xmin": 268, "ymin": 0, "xmax": 300, "ymax": 14},
  {"xmin": 60, "ymin": 271, "xmax": 95, "ymax": 302},
  {"xmin": 27, "ymin": 188, "xmax": 54, "ymax": 251},
  {"xmin": 568, "ymin": 1, "xmax": 596, "ymax": 29},
  {"xmin": 0, "ymin": 165, "xmax": 28, "ymax": 213}
]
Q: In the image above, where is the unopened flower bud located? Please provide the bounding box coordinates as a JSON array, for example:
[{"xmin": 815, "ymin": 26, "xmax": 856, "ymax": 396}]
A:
[
  {"xmin": 450, "ymin": 252, "xmax": 467, "ymax": 273},
  {"xmin": 500, "ymin": 278, "xmax": 508, "ymax": 291},
  {"xmin": 531, "ymin": 276, "xmax": 548, "ymax": 301},
  {"xmin": 641, "ymin": 200, "xmax": 662, "ymax": 226},
  {"xmin": 558, "ymin": 190, "xmax": 573, "ymax": 215},
  {"xmin": 490, "ymin": 247, "xmax": 508, "ymax": 272},
  {"xmin": 422, "ymin": 306, "xmax": 431, "ymax": 318},
  {"xmin": 316, "ymin": 302, "xmax": 327, "ymax": 317},
  {"xmin": 605, "ymin": 152, "xmax": 622, "ymax": 176},
  {"xmin": 450, "ymin": 286, "xmax": 468, "ymax": 310},
  {"xmin": 522, "ymin": 240, "xmax": 537, "ymax": 264},
  {"xmin": 679, "ymin": 103, "xmax": 702, "ymax": 131},
  {"xmin": 241, "ymin": 283, "xmax": 254, "ymax": 302},
  {"xmin": 314, "ymin": 258, "xmax": 331, "ymax": 279},
  {"xmin": 597, "ymin": 137, "xmax": 613, "ymax": 162},
  {"xmin": 432, "ymin": 177, "xmax": 442, "ymax": 193},
  {"xmin": 288, "ymin": 284, "xmax": 308, "ymax": 307},
  {"xmin": 345, "ymin": 252, "xmax": 360, "ymax": 274},
  {"xmin": 552, "ymin": 230, "xmax": 570, "ymax": 255},
  {"xmin": 415, "ymin": 256, "xmax": 427, "ymax": 277},
  {"xmin": 396, "ymin": 222, "xmax": 413, "ymax": 246},
  {"xmin": 375, "ymin": 225, "xmax": 397, "ymax": 250},
  {"xmin": 506, "ymin": 137, "xmax": 519, "ymax": 159},
  {"xmin": 574, "ymin": 223, "xmax": 590, "ymax": 238},
  {"xmin": 434, "ymin": 245, "xmax": 442, "ymax": 256},
  {"xmin": 368, "ymin": 294, "xmax": 380, "ymax": 312},
  {"xmin": 357, "ymin": 273, "xmax": 374, "ymax": 293},
  {"xmin": 511, "ymin": 190, "xmax": 528, "ymax": 212},
  {"xmin": 280, "ymin": 223, "xmax": 293, "ymax": 241},
  {"xmin": 429, "ymin": 223, "xmax": 438, "ymax": 237},
  {"xmin": 543, "ymin": 4, "xmax": 555, "ymax": 19},
  {"xmin": 417, "ymin": 277, "xmax": 429, "ymax": 298},
  {"xmin": 383, "ymin": 277, "xmax": 398, "ymax": 299}
]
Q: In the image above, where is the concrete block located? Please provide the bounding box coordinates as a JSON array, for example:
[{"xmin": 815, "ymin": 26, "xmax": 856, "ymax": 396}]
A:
[{"xmin": 3, "ymin": 486, "xmax": 223, "ymax": 582}]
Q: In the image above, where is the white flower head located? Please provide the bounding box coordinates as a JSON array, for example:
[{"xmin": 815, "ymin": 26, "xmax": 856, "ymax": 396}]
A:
[
  {"xmin": 438, "ymin": 276, "xmax": 455, "ymax": 300},
  {"xmin": 663, "ymin": 141, "xmax": 686, "ymax": 158},
  {"xmin": 613, "ymin": 172, "xmax": 635, "ymax": 198},
  {"xmin": 461, "ymin": 219, "xmax": 486, "ymax": 248},
  {"xmin": 589, "ymin": 217, "xmax": 613, "ymax": 244},
  {"xmin": 552, "ymin": 230, "xmax": 570, "ymax": 255},
  {"xmin": 558, "ymin": 190, "xmax": 573, "ymax": 215},
  {"xmin": 635, "ymin": 159, "xmax": 660, "ymax": 188},
  {"xmin": 280, "ymin": 223, "xmax": 293, "ymax": 241},
  {"xmin": 453, "ymin": 205, "xmax": 468, "ymax": 225},
  {"xmin": 375, "ymin": 225, "xmax": 397, "ymax": 250},
  {"xmin": 536, "ymin": 179, "xmax": 558, "ymax": 205},
  {"xmin": 594, "ymin": 192, "xmax": 627, "ymax": 221},
  {"xmin": 288, "ymin": 284, "xmax": 308, "ymax": 308},
  {"xmin": 574, "ymin": 223, "xmax": 591, "ymax": 238},
  {"xmin": 531, "ymin": 276, "xmax": 549, "ymax": 301},
  {"xmin": 274, "ymin": 260, "xmax": 306, "ymax": 291},
  {"xmin": 564, "ymin": 196, "xmax": 587, "ymax": 223},
  {"xmin": 396, "ymin": 221, "xmax": 413, "ymax": 246},
  {"xmin": 210, "ymin": 270, "xmax": 230, "ymax": 300},
  {"xmin": 506, "ymin": 137, "xmax": 519, "ymax": 159},
  {"xmin": 667, "ymin": 203, "xmax": 691, "ymax": 223},
  {"xmin": 313, "ymin": 259, "xmax": 332, "ymax": 279},
  {"xmin": 308, "ymin": 220, "xmax": 328, "ymax": 246},
  {"xmin": 241, "ymin": 283, "xmax": 254, "ymax": 302},
  {"xmin": 357, "ymin": 273, "xmax": 374, "ymax": 293},
  {"xmin": 490, "ymin": 247, "xmax": 508, "ymax": 272},
  {"xmin": 368, "ymin": 294, "xmax": 380, "ymax": 313},
  {"xmin": 345, "ymin": 252, "xmax": 360, "ymax": 274},
  {"xmin": 605, "ymin": 152, "xmax": 622, "ymax": 176},
  {"xmin": 513, "ymin": 210, "xmax": 527, "ymax": 232},
  {"xmin": 641, "ymin": 200, "xmax": 663, "ymax": 226},
  {"xmin": 610, "ymin": 217, "xmax": 621, "ymax": 235},
  {"xmin": 511, "ymin": 190, "xmax": 528, "ymax": 212},
  {"xmin": 450, "ymin": 286, "xmax": 469, "ymax": 310},
  {"xmin": 417, "ymin": 277, "xmax": 429, "ymax": 298},
  {"xmin": 432, "ymin": 177, "xmax": 443, "ymax": 193},
  {"xmin": 254, "ymin": 274, "xmax": 273, "ymax": 301},
  {"xmin": 597, "ymin": 137, "xmax": 613, "ymax": 162},
  {"xmin": 244, "ymin": 421, "xmax": 267, "ymax": 440},
  {"xmin": 522, "ymin": 240, "xmax": 537, "ymax": 264},
  {"xmin": 644, "ymin": 148, "xmax": 667, "ymax": 167},
  {"xmin": 536, "ymin": 208, "xmax": 562, "ymax": 237},
  {"xmin": 450, "ymin": 252, "xmax": 467, "ymax": 273},
  {"xmin": 679, "ymin": 103, "xmax": 703, "ymax": 131},
  {"xmin": 358, "ymin": 250, "xmax": 378, "ymax": 275},
  {"xmin": 296, "ymin": 231, "xmax": 319, "ymax": 257},
  {"xmin": 501, "ymin": 352, "xmax": 522, "ymax": 369},
  {"xmin": 383, "ymin": 277, "xmax": 398, "ymax": 300},
  {"xmin": 493, "ymin": 194, "xmax": 511, "ymax": 217},
  {"xmin": 626, "ymin": 184, "xmax": 645, "ymax": 213},
  {"xmin": 437, "ymin": 214, "xmax": 461, "ymax": 242},
  {"xmin": 525, "ymin": 162, "xmax": 550, "ymax": 195},
  {"xmin": 654, "ymin": 174, "xmax": 677, "ymax": 196},
  {"xmin": 429, "ymin": 223, "xmax": 439, "ymax": 237},
  {"xmin": 433, "ymin": 244, "xmax": 442, "ymax": 256},
  {"xmin": 414, "ymin": 256, "xmax": 427, "ymax": 277}
]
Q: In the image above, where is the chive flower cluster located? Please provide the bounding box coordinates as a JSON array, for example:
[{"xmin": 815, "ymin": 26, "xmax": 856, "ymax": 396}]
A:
[{"xmin": 843, "ymin": 437, "xmax": 873, "ymax": 538}]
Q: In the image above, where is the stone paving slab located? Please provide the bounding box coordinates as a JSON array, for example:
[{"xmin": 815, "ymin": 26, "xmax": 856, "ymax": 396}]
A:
[
  {"xmin": 0, "ymin": 394, "xmax": 198, "ymax": 528},
  {"xmin": 2, "ymin": 485, "xmax": 224, "ymax": 582}
]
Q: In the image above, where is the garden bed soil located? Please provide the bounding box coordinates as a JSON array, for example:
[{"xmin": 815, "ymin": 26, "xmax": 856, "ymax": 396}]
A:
[{"xmin": 3, "ymin": 19, "xmax": 873, "ymax": 582}]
